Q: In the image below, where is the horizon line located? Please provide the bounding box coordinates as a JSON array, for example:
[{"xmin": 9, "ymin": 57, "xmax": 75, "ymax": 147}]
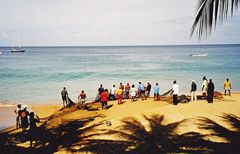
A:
[{"xmin": 1, "ymin": 43, "xmax": 240, "ymax": 48}]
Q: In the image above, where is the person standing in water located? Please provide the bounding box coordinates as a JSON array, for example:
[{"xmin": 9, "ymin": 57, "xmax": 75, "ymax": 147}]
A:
[
  {"xmin": 61, "ymin": 87, "xmax": 68, "ymax": 107},
  {"xmin": 224, "ymin": 78, "xmax": 231, "ymax": 96}
]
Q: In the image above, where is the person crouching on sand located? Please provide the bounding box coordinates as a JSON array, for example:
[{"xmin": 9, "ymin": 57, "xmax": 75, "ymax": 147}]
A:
[
  {"xmin": 100, "ymin": 89, "xmax": 108, "ymax": 109},
  {"xmin": 116, "ymin": 86, "xmax": 123, "ymax": 104},
  {"xmin": 78, "ymin": 90, "xmax": 87, "ymax": 109}
]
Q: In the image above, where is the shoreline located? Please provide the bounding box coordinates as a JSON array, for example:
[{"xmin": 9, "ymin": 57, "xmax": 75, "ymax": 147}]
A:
[
  {"xmin": 0, "ymin": 91, "xmax": 239, "ymax": 107},
  {"xmin": 0, "ymin": 91, "xmax": 238, "ymax": 132}
]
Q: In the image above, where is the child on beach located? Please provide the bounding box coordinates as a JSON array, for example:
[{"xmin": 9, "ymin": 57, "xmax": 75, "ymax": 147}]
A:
[
  {"xmin": 224, "ymin": 78, "xmax": 231, "ymax": 96},
  {"xmin": 78, "ymin": 90, "xmax": 87, "ymax": 109},
  {"xmin": 14, "ymin": 104, "xmax": 22, "ymax": 129},
  {"xmin": 29, "ymin": 112, "xmax": 40, "ymax": 147}
]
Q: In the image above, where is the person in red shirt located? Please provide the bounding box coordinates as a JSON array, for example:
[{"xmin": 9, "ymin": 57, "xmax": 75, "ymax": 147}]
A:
[
  {"xmin": 100, "ymin": 89, "xmax": 108, "ymax": 109},
  {"xmin": 78, "ymin": 90, "xmax": 87, "ymax": 109}
]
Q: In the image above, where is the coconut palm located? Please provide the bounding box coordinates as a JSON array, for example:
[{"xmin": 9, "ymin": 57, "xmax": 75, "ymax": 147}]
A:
[{"xmin": 191, "ymin": 0, "xmax": 240, "ymax": 39}]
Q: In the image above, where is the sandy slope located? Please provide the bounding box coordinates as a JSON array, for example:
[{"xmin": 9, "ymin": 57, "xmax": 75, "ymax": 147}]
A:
[{"xmin": 2, "ymin": 93, "xmax": 240, "ymax": 152}]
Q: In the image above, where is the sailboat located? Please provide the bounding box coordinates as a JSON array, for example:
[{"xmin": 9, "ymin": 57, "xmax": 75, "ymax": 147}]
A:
[{"xmin": 11, "ymin": 37, "xmax": 26, "ymax": 53}]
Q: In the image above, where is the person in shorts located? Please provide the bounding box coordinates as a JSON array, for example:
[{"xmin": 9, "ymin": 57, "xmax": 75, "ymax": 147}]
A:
[
  {"xmin": 224, "ymin": 78, "xmax": 231, "ymax": 96},
  {"xmin": 153, "ymin": 83, "xmax": 160, "ymax": 101},
  {"xmin": 78, "ymin": 90, "xmax": 87, "ymax": 109},
  {"xmin": 61, "ymin": 87, "xmax": 68, "ymax": 107}
]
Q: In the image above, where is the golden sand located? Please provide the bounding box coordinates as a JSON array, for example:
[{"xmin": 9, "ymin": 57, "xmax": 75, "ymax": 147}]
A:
[{"xmin": 1, "ymin": 93, "xmax": 240, "ymax": 152}]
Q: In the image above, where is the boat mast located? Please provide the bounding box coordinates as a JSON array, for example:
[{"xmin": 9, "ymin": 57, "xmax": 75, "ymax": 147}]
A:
[{"xmin": 18, "ymin": 36, "xmax": 21, "ymax": 48}]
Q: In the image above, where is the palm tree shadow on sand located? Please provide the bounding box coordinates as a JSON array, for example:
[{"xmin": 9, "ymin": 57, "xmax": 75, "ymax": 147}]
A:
[
  {"xmin": 77, "ymin": 114, "xmax": 208, "ymax": 154},
  {"xmin": 197, "ymin": 113, "xmax": 240, "ymax": 153},
  {"xmin": 0, "ymin": 118, "xmax": 104, "ymax": 154},
  {"xmin": 2, "ymin": 113, "xmax": 240, "ymax": 153}
]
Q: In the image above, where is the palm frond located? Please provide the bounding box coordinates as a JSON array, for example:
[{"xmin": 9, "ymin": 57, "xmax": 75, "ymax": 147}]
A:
[{"xmin": 191, "ymin": 0, "xmax": 240, "ymax": 39}]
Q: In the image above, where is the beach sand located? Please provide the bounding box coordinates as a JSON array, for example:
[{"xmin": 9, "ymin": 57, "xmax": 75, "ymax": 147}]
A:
[{"xmin": 1, "ymin": 93, "xmax": 240, "ymax": 153}]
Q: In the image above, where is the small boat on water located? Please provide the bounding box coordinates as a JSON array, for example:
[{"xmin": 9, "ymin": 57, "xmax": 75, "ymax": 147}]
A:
[
  {"xmin": 11, "ymin": 48, "xmax": 25, "ymax": 53},
  {"xmin": 11, "ymin": 37, "xmax": 26, "ymax": 53},
  {"xmin": 190, "ymin": 54, "xmax": 208, "ymax": 57}
]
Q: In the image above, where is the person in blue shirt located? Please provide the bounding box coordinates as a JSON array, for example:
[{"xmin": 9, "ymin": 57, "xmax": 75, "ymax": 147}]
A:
[
  {"xmin": 153, "ymin": 83, "xmax": 160, "ymax": 101},
  {"xmin": 138, "ymin": 82, "xmax": 146, "ymax": 100}
]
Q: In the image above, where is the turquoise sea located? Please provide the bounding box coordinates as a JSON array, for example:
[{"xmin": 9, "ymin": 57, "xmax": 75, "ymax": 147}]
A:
[{"xmin": 0, "ymin": 45, "xmax": 240, "ymax": 105}]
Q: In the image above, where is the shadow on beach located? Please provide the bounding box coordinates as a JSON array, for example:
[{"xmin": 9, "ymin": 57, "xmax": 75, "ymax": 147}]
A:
[{"xmin": 1, "ymin": 101, "xmax": 240, "ymax": 153}]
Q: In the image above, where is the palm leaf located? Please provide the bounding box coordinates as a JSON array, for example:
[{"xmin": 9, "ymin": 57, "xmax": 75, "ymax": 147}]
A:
[{"xmin": 191, "ymin": 0, "xmax": 240, "ymax": 39}]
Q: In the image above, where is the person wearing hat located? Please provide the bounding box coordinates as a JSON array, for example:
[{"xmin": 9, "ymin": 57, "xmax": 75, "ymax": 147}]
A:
[{"xmin": 190, "ymin": 80, "xmax": 197, "ymax": 101}]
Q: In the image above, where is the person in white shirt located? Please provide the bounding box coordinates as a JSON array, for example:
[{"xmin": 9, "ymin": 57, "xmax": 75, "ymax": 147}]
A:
[
  {"xmin": 202, "ymin": 76, "xmax": 208, "ymax": 98},
  {"xmin": 130, "ymin": 84, "xmax": 137, "ymax": 101},
  {"xmin": 110, "ymin": 85, "xmax": 117, "ymax": 100},
  {"xmin": 172, "ymin": 80, "xmax": 179, "ymax": 105}
]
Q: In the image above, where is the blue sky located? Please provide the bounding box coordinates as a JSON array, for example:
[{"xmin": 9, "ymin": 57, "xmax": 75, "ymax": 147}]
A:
[{"xmin": 0, "ymin": 0, "xmax": 240, "ymax": 46}]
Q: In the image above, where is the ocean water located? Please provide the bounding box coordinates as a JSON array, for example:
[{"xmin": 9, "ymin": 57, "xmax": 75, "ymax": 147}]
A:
[{"xmin": 0, "ymin": 45, "xmax": 240, "ymax": 105}]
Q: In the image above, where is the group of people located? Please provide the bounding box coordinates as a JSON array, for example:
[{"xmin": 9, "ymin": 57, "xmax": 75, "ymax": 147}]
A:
[
  {"xmin": 14, "ymin": 104, "xmax": 40, "ymax": 147},
  {"xmin": 60, "ymin": 77, "xmax": 232, "ymax": 109},
  {"xmin": 189, "ymin": 77, "xmax": 231, "ymax": 104}
]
